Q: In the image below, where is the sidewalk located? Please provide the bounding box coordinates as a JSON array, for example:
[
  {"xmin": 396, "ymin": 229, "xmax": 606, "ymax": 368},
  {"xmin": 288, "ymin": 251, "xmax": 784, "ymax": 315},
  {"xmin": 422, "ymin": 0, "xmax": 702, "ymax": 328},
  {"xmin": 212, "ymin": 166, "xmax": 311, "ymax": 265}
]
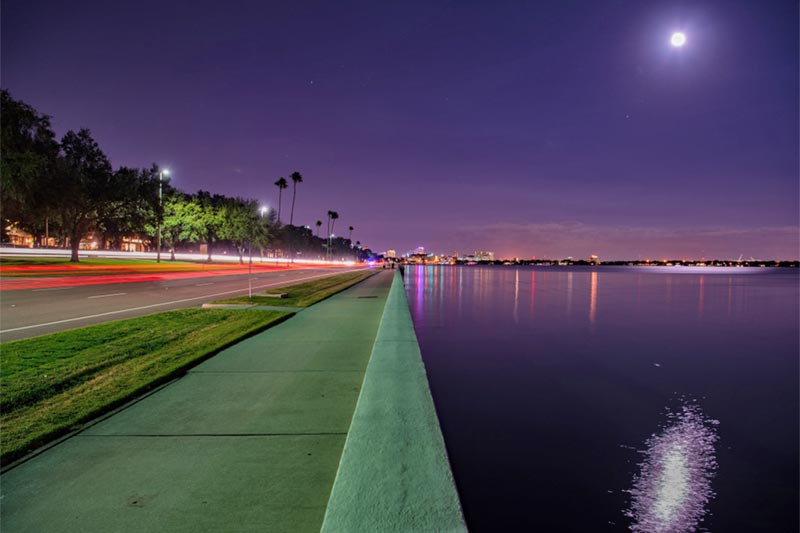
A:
[{"xmin": 1, "ymin": 271, "xmax": 394, "ymax": 532}]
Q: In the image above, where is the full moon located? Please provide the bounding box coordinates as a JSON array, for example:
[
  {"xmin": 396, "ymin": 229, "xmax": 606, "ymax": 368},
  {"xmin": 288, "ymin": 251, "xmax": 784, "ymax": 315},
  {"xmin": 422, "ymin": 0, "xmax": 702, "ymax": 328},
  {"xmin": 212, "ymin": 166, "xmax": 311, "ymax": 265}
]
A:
[{"xmin": 670, "ymin": 32, "xmax": 687, "ymax": 47}]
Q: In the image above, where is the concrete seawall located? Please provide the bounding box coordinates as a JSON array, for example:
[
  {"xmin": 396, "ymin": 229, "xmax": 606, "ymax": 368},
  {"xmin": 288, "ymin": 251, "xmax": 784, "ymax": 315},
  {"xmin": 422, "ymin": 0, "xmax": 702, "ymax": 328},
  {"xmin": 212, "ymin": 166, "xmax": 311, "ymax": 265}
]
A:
[{"xmin": 322, "ymin": 272, "xmax": 467, "ymax": 532}]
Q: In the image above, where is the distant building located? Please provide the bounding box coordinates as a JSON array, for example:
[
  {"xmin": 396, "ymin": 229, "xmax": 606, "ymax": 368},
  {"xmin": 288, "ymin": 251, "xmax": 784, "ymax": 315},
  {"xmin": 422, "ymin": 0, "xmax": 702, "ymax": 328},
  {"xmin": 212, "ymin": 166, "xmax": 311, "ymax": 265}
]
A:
[
  {"xmin": 588, "ymin": 254, "xmax": 600, "ymax": 265},
  {"xmin": 474, "ymin": 251, "xmax": 495, "ymax": 262},
  {"xmin": 386, "ymin": 249, "xmax": 396, "ymax": 258},
  {"xmin": 4, "ymin": 224, "xmax": 33, "ymax": 247}
]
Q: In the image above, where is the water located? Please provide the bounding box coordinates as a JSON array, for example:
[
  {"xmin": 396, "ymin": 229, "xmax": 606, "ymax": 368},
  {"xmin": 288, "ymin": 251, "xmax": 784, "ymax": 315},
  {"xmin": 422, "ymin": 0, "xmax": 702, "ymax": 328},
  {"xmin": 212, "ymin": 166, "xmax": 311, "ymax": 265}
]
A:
[{"xmin": 404, "ymin": 265, "xmax": 799, "ymax": 532}]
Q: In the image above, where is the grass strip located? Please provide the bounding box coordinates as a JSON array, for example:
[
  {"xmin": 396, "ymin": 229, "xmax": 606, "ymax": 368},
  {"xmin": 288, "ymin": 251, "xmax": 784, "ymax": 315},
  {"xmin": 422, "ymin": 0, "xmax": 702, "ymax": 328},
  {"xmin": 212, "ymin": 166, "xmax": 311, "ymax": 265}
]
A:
[
  {"xmin": 0, "ymin": 309, "xmax": 292, "ymax": 465},
  {"xmin": 211, "ymin": 270, "xmax": 376, "ymax": 307}
]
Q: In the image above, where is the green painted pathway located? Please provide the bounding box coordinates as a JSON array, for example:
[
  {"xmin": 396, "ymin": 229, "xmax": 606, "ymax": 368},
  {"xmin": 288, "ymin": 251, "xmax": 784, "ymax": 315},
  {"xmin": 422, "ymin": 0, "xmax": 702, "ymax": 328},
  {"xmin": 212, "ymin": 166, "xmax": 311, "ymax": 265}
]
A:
[{"xmin": 1, "ymin": 272, "xmax": 393, "ymax": 532}]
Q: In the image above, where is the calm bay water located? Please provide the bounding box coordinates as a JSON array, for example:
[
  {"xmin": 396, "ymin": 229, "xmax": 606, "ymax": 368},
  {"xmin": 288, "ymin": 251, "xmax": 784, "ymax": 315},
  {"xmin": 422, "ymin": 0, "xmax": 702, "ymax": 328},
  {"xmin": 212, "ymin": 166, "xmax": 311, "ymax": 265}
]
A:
[{"xmin": 404, "ymin": 265, "xmax": 799, "ymax": 532}]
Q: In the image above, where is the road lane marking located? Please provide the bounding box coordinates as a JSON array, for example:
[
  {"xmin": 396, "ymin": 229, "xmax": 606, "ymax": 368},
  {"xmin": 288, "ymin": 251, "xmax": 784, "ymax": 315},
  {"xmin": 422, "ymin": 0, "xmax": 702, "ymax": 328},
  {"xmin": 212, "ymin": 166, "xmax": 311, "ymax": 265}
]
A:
[
  {"xmin": 32, "ymin": 287, "xmax": 75, "ymax": 292},
  {"xmin": 0, "ymin": 269, "xmax": 365, "ymax": 334},
  {"xmin": 195, "ymin": 282, "xmax": 214, "ymax": 286},
  {"xmin": 88, "ymin": 293, "xmax": 127, "ymax": 299}
]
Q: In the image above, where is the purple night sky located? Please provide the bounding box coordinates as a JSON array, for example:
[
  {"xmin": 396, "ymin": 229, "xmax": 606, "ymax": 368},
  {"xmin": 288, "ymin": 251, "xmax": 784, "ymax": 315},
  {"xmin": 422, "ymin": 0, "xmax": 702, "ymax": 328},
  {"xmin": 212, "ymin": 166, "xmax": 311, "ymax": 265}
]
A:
[{"xmin": 3, "ymin": 0, "xmax": 797, "ymax": 260}]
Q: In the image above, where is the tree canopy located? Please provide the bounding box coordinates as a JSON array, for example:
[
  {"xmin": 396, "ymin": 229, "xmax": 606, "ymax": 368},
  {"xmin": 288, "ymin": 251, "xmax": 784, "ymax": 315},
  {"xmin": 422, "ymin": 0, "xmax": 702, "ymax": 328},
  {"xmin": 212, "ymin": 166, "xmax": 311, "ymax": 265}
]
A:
[{"xmin": 0, "ymin": 91, "xmax": 362, "ymax": 262}]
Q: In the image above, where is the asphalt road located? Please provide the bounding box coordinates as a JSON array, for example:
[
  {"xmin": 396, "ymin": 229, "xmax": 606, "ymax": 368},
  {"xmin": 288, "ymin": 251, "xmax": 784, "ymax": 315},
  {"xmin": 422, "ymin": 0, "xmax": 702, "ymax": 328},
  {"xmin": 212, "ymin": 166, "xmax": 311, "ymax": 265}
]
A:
[{"xmin": 0, "ymin": 267, "xmax": 365, "ymax": 342}]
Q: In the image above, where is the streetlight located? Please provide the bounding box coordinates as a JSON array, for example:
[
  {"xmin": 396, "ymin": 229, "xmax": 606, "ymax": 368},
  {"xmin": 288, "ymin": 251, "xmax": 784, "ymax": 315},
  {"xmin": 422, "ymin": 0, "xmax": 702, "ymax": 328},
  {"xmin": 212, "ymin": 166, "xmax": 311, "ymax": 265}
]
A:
[
  {"xmin": 258, "ymin": 206, "xmax": 269, "ymax": 262},
  {"xmin": 156, "ymin": 168, "xmax": 170, "ymax": 263}
]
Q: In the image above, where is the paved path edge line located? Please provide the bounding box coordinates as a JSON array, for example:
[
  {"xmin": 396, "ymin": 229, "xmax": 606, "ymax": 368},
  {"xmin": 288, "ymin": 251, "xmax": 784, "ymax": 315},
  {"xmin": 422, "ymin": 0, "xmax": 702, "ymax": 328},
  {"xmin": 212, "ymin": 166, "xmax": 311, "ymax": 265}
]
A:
[{"xmin": 321, "ymin": 271, "xmax": 467, "ymax": 532}]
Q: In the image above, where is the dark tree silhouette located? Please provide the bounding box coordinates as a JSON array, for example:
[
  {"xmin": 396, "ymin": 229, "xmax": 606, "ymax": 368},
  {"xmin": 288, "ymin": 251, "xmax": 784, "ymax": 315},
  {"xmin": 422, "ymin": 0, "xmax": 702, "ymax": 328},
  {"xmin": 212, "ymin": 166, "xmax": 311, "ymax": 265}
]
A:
[
  {"xmin": 327, "ymin": 211, "xmax": 339, "ymax": 260},
  {"xmin": 0, "ymin": 90, "xmax": 60, "ymax": 245},
  {"xmin": 57, "ymin": 129, "xmax": 114, "ymax": 262},
  {"xmin": 274, "ymin": 177, "xmax": 288, "ymax": 223},
  {"xmin": 289, "ymin": 171, "xmax": 303, "ymax": 225}
]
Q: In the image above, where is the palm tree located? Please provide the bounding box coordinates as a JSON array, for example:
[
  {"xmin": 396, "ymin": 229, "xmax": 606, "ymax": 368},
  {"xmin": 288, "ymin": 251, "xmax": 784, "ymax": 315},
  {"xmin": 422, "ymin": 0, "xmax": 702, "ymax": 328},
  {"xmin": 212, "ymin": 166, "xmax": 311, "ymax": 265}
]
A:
[
  {"xmin": 274, "ymin": 177, "xmax": 288, "ymax": 223},
  {"xmin": 326, "ymin": 211, "xmax": 334, "ymax": 259},
  {"xmin": 289, "ymin": 171, "xmax": 303, "ymax": 226},
  {"xmin": 348, "ymin": 226, "xmax": 354, "ymax": 242},
  {"xmin": 326, "ymin": 210, "xmax": 339, "ymax": 260},
  {"xmin": 330, "ymin": 211, "xmax": 339, "ymax": 237},
  {"xmin": 315, "ymin": 220, "xmax": 322, "ymax": 238}
]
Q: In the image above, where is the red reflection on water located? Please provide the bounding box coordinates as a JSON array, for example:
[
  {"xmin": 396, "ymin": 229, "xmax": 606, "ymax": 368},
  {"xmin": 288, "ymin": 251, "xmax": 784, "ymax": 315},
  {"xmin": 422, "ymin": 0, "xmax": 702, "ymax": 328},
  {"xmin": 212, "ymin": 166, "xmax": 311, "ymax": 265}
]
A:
[
  {"xmin": 590, "ymin": 271, "xmax": 597, "ymax": 325},
  {"xmin": 416, "ymin": 265, "xmax": 424, "ymax": 324}
]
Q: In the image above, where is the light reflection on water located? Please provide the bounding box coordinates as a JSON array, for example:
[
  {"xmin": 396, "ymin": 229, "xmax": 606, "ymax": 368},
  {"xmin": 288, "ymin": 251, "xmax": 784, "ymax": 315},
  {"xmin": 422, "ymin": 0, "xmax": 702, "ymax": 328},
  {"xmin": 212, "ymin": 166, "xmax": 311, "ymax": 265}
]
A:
[
  {"xmin": 590, "ymin": 271, "xmax": 597, "ymax": 326},
  {"xmin": 408, "ymin": 265, "xmax": 793, "ymax": 331},
  {"xmin": 626, "ymin": 402, "xmax": 719, "ymax": 533},
  {"xmin": 404, "ymin": 265, "xmax": 799, "ymax": 532}
]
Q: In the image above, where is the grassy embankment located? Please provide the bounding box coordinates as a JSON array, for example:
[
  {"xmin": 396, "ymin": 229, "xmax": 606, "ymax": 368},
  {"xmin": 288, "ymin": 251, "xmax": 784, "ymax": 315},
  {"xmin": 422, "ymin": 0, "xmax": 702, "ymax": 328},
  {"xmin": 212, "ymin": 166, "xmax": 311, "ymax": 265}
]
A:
[
  {"xmin": 211, "ymin": 270, "xmax": 376, "ymax": 307},
  {"xmin": 0, "ymin": 269, "xmax": 375, "ymax": 465},
  {"xmin": 1, "ymin": 310, "xmax": 291, "ymax": 465}
]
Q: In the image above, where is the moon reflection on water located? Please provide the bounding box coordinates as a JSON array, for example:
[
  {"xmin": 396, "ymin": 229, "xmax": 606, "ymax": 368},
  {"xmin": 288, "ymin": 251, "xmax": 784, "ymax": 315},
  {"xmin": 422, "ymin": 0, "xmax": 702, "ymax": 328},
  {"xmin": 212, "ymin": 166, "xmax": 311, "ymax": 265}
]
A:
[{"xmin": 626, "ymin": 403, "xmax": 719, "ymax": 532}]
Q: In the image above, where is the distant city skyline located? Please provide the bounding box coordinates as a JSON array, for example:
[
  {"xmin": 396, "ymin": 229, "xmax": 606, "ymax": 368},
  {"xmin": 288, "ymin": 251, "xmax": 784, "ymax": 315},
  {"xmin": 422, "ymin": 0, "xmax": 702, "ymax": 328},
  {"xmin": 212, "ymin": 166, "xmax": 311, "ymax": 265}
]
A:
[{"xmin": 3, "ymin": 0, "xmax": 797, "ymax": 259}]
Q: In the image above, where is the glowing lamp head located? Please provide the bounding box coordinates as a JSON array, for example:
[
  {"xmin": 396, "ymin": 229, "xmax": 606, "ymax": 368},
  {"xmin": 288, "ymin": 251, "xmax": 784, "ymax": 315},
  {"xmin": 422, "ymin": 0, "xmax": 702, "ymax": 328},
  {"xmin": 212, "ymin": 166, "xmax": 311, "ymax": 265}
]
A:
[{"xmin": 670, "ymin": 32, "xmax": 686, "ymax": 47}]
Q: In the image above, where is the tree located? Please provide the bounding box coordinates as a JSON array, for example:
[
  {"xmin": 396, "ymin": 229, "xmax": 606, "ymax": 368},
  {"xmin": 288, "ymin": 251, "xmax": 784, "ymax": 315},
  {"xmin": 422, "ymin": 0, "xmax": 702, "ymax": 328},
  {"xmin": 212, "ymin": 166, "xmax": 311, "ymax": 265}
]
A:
[
  {"xmin": 252, "ymin": 206, "xmax": 276, "ymax": 255},
  {"xmin": 0, "ymin": 90, "xmax": 60, "ymax": 244},
  {"xmin": 326, "ymin": 211, "xmax": 333, "ymax": 258},
  {"xmin": 348, "ymin": 225, "xmax": 354, "ymax": 241},
  {"xmin": 57, "ymin": 129, "xmax": 114, "ymax": 262},
  {"xmin": 330, "ymin": 211, "xmax": 339, "ymax": 238},
  {"xmin": 274, "ymin": 177, "xmax": 288, "ymax": 223},
  {"xmin": 289, "ymin": 171, "xmax": 303, "ymax": 225},
  {"xmin": 326, "ymin": 210, "xmax": 339, "ymax": 260},
  {"xmin": 220, "ymin": 197, "xmax": 261, "ymax": 264},
  {"xmin": 195, "ymin": 190, "xmax": 225, "ymax": 262},
  {"xmin": 97, "ymin": 165, "xmax": 160, "ymax": 250},
  {"xmin": 315, "ymin": 220, "xmax": 322, "ymax": 238},
  {"xmin": 281, "ymin": 224, "xmax": 315, "ymax": 259},
  {"xmin": 161, "ymin": 193, "xmax": 203, "ymax": 260}
]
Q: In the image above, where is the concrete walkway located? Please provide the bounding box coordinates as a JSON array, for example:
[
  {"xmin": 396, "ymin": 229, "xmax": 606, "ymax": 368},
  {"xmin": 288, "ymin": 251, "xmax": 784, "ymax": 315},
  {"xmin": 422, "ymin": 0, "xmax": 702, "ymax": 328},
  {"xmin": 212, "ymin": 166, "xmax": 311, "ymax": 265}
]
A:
[
  {"xmin": 322, "ymin": 273, "xmax": 467, "ymax": 532},
  {"xmin": 1, "ymin": 272, "xmax": 393, "ymax": 532}
]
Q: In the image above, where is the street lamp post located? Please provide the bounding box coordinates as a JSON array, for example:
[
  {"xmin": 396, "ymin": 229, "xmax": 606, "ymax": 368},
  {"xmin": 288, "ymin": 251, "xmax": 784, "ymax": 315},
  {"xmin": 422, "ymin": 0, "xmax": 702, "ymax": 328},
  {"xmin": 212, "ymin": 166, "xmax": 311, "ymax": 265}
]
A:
[
  {"xmin": 156, "ymin": 169, "xmax": 170, "ymax": 263},
  {"xmin": 248, "ymin": 240, "xmax": 253, "ymax": 298}
]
